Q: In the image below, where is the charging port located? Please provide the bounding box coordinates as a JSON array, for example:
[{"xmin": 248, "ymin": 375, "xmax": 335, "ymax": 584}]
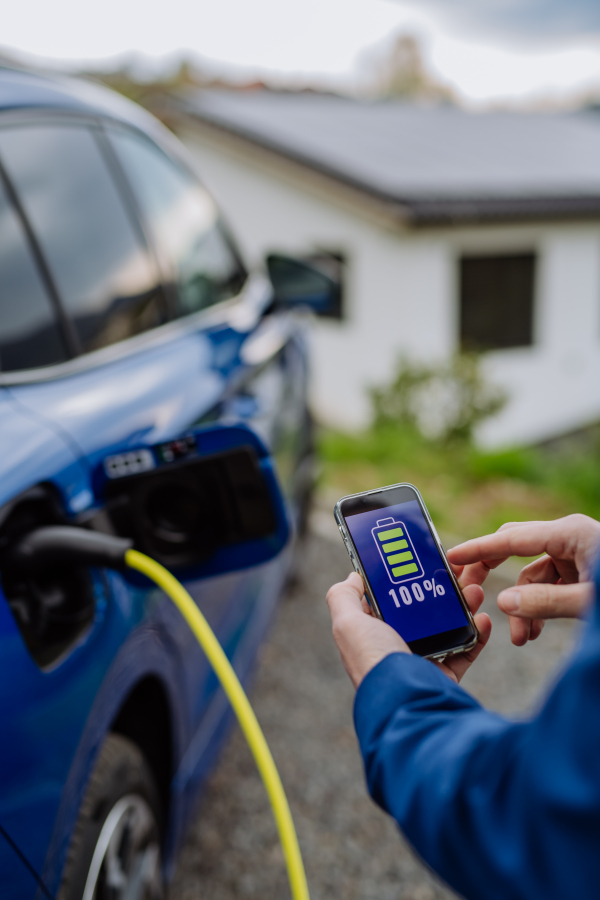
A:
[
  {"xmin": 103, "ymin": 445, "xmax": 278, "ymax": 569},
  {"xmin": 0, "ymin": 486, "xmax": 96, "ymax": 668}
]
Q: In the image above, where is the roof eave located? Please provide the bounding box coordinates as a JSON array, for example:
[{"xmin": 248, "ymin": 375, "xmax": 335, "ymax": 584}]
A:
[{"xmin": 407, "ymin": 195, "xmax": 600, "ymax": 226}]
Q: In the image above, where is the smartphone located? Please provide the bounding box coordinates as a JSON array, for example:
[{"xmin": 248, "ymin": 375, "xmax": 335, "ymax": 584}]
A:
[{"xmin": 334, "ymin": 483, "xmax": 478, "ymax": 659}]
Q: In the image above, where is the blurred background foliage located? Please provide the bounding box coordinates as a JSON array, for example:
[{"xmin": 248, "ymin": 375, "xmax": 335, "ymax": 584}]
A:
[
  {"xmin": 81, "ymin": 32, "xmax": 460, "ymax": 113},
  {"xmin": 320, "ymin": 355, "xmax": 600, "ymax": 540},
  {"xmin": 371, "ymin": 353, "xmax": 507, "ymax": 444}
]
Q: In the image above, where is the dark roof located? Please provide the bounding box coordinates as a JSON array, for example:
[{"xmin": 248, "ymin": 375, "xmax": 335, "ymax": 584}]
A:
[{"xmin": 175, "ymin": 89, "xmax": 600, "ymax": 225}]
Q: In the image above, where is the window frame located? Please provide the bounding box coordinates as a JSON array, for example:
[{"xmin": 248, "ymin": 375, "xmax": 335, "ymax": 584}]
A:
[
  {"xmin": 457, "ymin": 247, "xmax": 538, "ymax": 353},
  {"xmin": 94, "ymin": 123, "xmax": 178, "ymax": 321},
  {"xmin": 0, "ymin": 109, "xmax": 252, "ymax": 386}
]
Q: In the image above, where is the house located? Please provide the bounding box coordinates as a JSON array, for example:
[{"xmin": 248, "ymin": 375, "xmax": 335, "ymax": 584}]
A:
[{"xmin": 163, "ymin": 89, "xmax": 600, "ymax": 447}]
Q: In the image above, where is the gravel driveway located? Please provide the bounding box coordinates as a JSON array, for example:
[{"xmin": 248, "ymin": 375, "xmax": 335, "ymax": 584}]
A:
[{"xmin": 169, "ymin": 520, "xmax": 579, "ymax": 900}]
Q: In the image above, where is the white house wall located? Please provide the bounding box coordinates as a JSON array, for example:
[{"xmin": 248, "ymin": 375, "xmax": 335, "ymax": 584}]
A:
[
  {"xmin": 475, "ymin": 225, "xmax": 600, "ymax": 446},
  {"xmin": 179, "ymin": 125, "xmax": 600, "ymax": 447}
]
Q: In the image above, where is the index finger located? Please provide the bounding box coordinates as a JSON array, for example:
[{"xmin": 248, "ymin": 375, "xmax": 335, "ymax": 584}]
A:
[{"xmin": 447, "ymin": 521, "xmax": 562, "ymax": 567}]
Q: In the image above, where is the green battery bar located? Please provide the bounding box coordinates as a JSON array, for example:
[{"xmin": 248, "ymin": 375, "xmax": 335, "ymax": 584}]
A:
[
  {"xmin": 377, "ymin": 525, "xmax": 419, "ymax": 577},
  {"xmin": 381, "ymin": 538, "xmax": 408, "ymax": 553}
]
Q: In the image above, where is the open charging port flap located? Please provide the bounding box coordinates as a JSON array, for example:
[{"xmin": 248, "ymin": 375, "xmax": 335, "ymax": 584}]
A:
[{"xmin": 101, "ymin": 441, "xmax": 290, "ymax": 577}]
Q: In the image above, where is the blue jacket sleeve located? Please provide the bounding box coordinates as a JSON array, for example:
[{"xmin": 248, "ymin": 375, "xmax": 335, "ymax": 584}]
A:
[{"xmin": 354, "ymin": 594, "xmax": 600, "ymax": 900}]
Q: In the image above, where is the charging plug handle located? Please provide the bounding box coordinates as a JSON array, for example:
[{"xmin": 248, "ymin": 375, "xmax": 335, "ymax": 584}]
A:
[{"xmin": 9, "ymin": 526, "xmax": 133, "ymax": 570}]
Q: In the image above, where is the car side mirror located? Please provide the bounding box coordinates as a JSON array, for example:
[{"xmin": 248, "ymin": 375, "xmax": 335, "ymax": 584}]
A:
[{"xmin": 266, "ymin": 253, "xmax": 341, "ymax": 318}]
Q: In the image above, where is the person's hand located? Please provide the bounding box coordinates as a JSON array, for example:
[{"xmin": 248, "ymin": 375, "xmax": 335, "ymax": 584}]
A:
[
  {"xmin": 447, "ymin": 514, "xmax": 600, "ymax": 647},
  {"xmin": 326, "ymin": 572, "xmax": 491, "ymax": 689}
]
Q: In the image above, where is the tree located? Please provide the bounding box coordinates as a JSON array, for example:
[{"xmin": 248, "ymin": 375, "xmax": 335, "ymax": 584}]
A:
[{"xmin": 370, "ymin": 34, "xmax": 455, "ymax": 103}]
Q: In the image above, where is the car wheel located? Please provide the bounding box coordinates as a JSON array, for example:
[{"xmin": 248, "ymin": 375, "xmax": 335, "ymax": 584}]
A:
[{"xmin": 59, "ymin": 733, "xmax": 164, "ymax": 900}]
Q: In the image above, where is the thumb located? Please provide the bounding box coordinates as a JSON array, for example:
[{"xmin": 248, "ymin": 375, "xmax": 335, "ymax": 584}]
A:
[
  {"xmin": 498, "ymin": 581, "xmax": 594, "ymax": 620},
  {"xmin": 326, "ymin": 572, "xmax": 365, "ymax": 619}
]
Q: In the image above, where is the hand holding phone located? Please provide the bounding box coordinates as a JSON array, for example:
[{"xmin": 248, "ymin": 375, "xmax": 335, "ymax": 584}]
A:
[{"xmin": 334, "ymin": 483, "xmax": 478, "ymax": 659}]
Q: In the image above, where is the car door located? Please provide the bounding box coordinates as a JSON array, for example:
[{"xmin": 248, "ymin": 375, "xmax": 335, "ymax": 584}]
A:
[{"xmin": 0, "ymin": 114, "xmax": 305, "ymax": 817}]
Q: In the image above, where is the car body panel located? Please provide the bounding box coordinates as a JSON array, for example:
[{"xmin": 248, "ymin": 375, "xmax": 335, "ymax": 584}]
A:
[
  {"xmin": 9, "ymin": 323, "xmax": 227, "ymax": 462},
  {"xmin": 0, "ymin": 387, "xmax": 89, "ymax": 511}
]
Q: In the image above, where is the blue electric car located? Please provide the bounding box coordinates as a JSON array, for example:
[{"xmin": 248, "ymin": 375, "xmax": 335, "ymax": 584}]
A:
[{"xmin": 0, "ymin": 66, "xmax": 337, "ymax": 898}]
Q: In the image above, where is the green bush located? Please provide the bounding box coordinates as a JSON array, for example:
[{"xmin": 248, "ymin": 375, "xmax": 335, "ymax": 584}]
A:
[
  {"xmin": 468, "ymin": 447, "xmax": 540, "ymax": 483},
  {"xmin": 544, "ymin": 453, "xmax": 600, "ymax": 519},
  {"xmin": 371, "ymin": 354, "xmax": 507, "ymax": 444}
]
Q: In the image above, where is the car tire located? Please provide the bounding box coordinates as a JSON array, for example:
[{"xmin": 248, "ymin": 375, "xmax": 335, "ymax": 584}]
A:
[{"xmin": 58, "ymin": 733, "xmax": 164, "ymax": 900}]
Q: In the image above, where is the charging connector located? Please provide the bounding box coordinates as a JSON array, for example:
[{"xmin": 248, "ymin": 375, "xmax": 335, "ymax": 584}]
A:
[{"xmin": 8, "ymin": 525, "xmax": 132, "ymax": 570}]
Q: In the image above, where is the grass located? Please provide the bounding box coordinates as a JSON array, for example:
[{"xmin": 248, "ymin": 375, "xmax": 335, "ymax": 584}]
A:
[{"xmin": 318, "ymin": 423, "xmax": 600, "ymax": 543}]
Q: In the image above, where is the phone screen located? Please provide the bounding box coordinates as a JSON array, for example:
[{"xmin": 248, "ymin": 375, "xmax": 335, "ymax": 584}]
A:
[{"xmin": 340, "ymin": 485, "xmax": 475, "ymax": 656}]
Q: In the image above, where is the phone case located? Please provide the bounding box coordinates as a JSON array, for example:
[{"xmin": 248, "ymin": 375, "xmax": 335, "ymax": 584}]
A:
[{"xmin": 334, "ymin": 482, "xmax": 478, "ymax": 660}]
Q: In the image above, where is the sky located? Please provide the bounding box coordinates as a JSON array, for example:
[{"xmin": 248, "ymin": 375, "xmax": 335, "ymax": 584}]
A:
[{"xmin": 3, "ymin": 0, "xmax": 600, "ymax": 106}]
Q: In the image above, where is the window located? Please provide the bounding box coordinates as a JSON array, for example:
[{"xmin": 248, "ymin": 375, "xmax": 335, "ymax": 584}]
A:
[
  {"xmin": 0, "ymin": 124, "xmax": 165, "ymax": 355},
  {"xmin": 459, "ymin": 253, "xmax": 536, "ymax": 351},
  {"xmin": 0, "ymin": 174, "xmax": 67, "ymax": 372},
  {"xmin": 108, "ymin": 128, "xmax": 246, "ymax": 317}
]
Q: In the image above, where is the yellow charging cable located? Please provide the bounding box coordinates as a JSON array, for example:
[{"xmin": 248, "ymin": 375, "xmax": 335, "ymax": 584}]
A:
[{"xmin": 125, "ymin": 549, "xmax": 310, "ymax": 900}]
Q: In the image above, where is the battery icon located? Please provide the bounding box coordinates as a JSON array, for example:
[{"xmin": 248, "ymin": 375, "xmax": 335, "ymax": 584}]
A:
[{"xmin": 372, "ymin": 518, "xmax": 424, "ymax": 585}]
